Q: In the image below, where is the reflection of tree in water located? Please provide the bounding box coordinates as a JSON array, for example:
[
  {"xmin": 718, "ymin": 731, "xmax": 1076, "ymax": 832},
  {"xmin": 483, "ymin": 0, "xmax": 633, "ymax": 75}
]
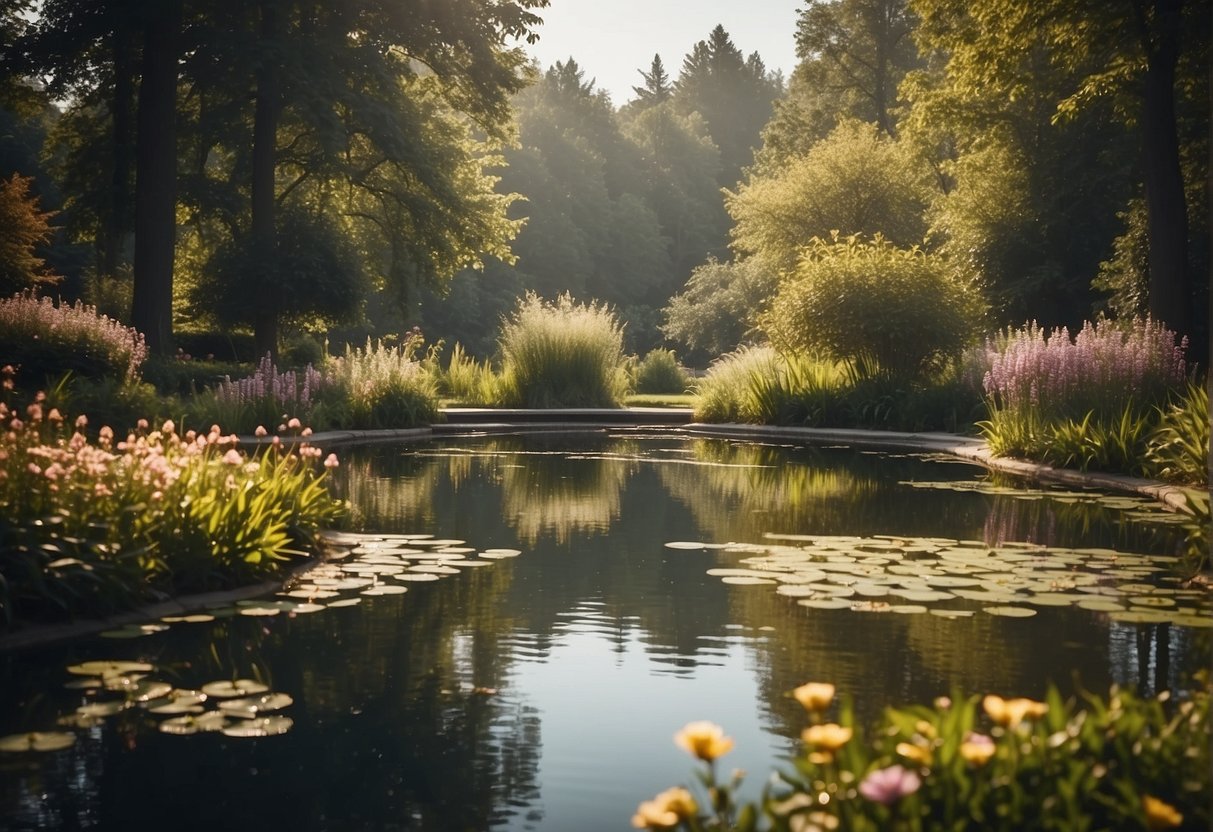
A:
[
  {"xmin": 500, "ymin": 448, "xmax": 632, "ymax": 545},
  {"xmin": 657, "ymin": 439, "xmax": 884, "ymax": 542}
]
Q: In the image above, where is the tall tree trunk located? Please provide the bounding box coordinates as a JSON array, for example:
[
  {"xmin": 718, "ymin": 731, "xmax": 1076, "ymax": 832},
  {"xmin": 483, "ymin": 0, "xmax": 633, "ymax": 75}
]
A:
[
  {"xmin": 251, "ymin": 1, "xmax": 282, "ymax": 359},
  {"xmin": 102, "ymin": 26, "xmax": 133, "ymax": 283},
  {"xmin": 1140, "ymin": 0, "xmax": 1190, "ymax": 338},
  {"xmin": 130, "ymin": 0, "xmax": 181, "ymax": 354}
]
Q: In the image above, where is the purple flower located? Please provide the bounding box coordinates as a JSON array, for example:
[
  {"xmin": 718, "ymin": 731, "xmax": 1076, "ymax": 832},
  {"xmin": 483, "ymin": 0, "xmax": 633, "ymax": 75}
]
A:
[{"xmin": 859, "ymin": 764, "xmax": 921, "ymax": 805}]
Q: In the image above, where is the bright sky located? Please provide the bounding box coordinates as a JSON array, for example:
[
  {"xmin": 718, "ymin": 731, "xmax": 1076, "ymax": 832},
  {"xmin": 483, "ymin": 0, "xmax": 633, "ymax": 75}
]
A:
[{"xmin": 524, "ymin": 0, "xmax": 802, "ymax": 106}]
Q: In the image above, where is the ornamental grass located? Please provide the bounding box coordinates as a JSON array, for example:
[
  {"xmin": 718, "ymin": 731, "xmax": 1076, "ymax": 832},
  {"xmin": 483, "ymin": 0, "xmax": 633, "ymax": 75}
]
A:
[
  {"xmin": 634, "ymin": 678, "xmax": 1209, "ymax": 831},
  {"xmin": 0, "ymin": 397, "xmax": 345, "ymax": 628}
]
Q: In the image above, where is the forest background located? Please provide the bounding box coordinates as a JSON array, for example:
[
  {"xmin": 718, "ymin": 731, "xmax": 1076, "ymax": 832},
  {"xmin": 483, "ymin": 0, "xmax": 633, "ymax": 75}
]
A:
[{"xmin": 0, "ymin": 0, "xmax": 1208, "ymax": 369}]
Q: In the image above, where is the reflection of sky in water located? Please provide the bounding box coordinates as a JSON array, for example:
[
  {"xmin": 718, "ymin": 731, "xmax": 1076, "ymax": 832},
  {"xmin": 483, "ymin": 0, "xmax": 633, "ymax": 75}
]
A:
[{"xmin": 0, "ymin": 433, "xmax": 1206, "ymax": 831}]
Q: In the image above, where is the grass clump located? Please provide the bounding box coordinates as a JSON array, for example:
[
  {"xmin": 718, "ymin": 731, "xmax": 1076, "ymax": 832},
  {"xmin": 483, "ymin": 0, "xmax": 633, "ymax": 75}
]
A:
[
  {"xmin": 324, "ymin": 338, "xmax": 439, "ymax": 429},
  {"xmin": 0, "ymin": 397, "xmax": 345, "ymax": 628},
  {"xmin": 496, "ymin": 293, "xmax": 627, "ymax": 408},
  {"xmin": 437, "ymin": 342, "xmax": 499, "ymax": 405}
]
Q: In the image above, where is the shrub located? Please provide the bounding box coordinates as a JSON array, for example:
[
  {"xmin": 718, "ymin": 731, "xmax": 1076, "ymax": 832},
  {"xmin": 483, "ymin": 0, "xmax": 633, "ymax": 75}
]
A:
[
  {"xmin": 633, "ymin": 349, "xmax": 690, "ymax": 395},
  {"xmin": 762, "ymin": 234, "xmax": 986, "ymax": 381},
  {"xmin": 496, "ymin": 293, "xmax": 628, "ymax": 408},
  {"xmin": 0, "ymin": 400, "xmax": 345, "ymax": 626},
  {"xmin": 0, "ymin": 292, "xmax": 147, "ymax": 387},
  {"xmin": 635, "ymin": 678, "xmax": 1210, "ymax": 831},
  {"xmin": 661, "ymin": 258, "xmax": 777, "ymax": 362},
  {"xmin": 324, "ymin": 338, "xmax": 439, "ymax": 428},
  {"xmin": 693, "ymin": 346, "xmax": 848, "ymax": 425}
]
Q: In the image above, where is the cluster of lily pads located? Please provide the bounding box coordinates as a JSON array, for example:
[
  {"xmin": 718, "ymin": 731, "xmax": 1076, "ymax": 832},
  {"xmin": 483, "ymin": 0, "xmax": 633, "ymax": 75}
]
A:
[
  {"xmin": 667, "ymin": 533, "xmax": 1210, "ymax": 627},
  {"xmin": 0, "ymin": 531, "xmax": 523, "ymax": 753}
]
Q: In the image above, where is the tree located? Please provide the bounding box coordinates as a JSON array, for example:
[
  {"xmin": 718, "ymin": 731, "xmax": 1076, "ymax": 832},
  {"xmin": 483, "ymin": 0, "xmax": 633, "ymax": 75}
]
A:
[
  {"xmin": 909, "ymin": 0, "xmax": 1209, "ymax": 341},
  {"xmin": 631, "ymin": 54, "xmax": 672, "ymax": 107},
  {"xmin": 661, "ymin": 258, "xmax": 776, "ymax": 363},
  {"xmin": 0, "ymin": 174, "xmax": 60, "ymax": 296},
  {"xmin": 674, "ymin": 24, "xmax": 782, "ymax": 186},
  {"xmin": 726, "ymin": 119, "xmax": 930, "ymax": 275}
]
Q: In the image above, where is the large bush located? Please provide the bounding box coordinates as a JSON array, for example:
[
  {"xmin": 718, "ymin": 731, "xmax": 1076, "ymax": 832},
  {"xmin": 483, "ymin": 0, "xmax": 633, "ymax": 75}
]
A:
[
  {"xmin": 0, "ymin": 292, "xmax": 148, "ymax": 387},
  {"xmin": 497, "ymin": 293, "xmax": 627, "ymax": 408},
  {"xmin": 762, "ymin": 234, "xmax": 986, "ymax": 380},
  {"xmin": 661, "ymin": 258, "xmax": 776, "ymax": 363}
]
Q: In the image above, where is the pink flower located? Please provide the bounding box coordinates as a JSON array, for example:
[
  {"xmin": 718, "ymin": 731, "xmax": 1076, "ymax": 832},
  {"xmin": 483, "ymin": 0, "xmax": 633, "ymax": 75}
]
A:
[
  {"xmin": 161, "ymin": 419, "xmax": 175, "ymax": 434},
  {"xmin": 323, "ymin": 453, "xmax": 339, "ymax": 468},
  {"xmin": 859, "ymin": 765, "xmax": 921, "ymax": 805},
  {"xmin": 255, "ymin": 426, "xmax": 268, "ymax": 437},
  {"xmin": 137, "ymin": 418, "xmax": 149, "ymax": 431},
  {"xmin": 301, "ymin": 427, "xmax": 313, "ymax": 437},
  {"xmin": 287, "ymin": 417, "xmax": 302, "ymax": 430},
  {"xmin": 222, "ymin": 449, "xmax": 243, "ymax": 465}
]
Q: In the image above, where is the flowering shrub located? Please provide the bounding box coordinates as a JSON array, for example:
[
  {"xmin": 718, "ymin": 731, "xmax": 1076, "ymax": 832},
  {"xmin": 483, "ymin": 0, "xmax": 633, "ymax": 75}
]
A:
[
  {"xmin": 0, "ymin": 292, "xmax": 148, "ymax": 386},
  {"xmin": 634, "ymin": 678, "xmax": 1209, "ymax": 831},
  {"xmin": 0, "ymin": 397, "xmax": 345, "ymax": 626},
  {"xmin": 324, "ymin": 337, "xmax": 438, "ymax": 428},
  {"xmin": 978, "ymin": 319, "xmax": 1194, "ymax": 474}
]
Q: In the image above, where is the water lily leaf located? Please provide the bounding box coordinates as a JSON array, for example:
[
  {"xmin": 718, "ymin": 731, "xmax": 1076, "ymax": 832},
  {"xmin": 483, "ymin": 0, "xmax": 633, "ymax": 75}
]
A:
[
  {"xmin": 721, "ymin": 576, "xmax": 778, "ymax": 585},
  {"xmin": 218, "ymin": 692, "xmax": 293, "ymax": 717},
  {"xmin": 0, "ymin": 732, "xmax": 77, "ymax": 753},
  {"xmin": 394, "ymin": 573, "xmax": 441, "ymax": 582},
  {"xmin": 1171, "ymin": 614, "xmax": 1213, "ymax": 628},
  {"xmin": 1075, "ymin": 599, "xmax": 1126, "ymax": 612},
  {"xmin": 930, "ymin": 609, "xmax": 975, "ymax": 619},
  {"xmin": 181, "ymin": 614, "xmax": 216, "ymax": 623},
  {"xmin": 481, "ymin": 548, "xmax": 522, "ymax": 558},
  {"xmin": 221, "ymin": 716, "xmax": 293, "ymax": 738},
  {"xmin": 286, "ymin": 603, "xmax": 327, "ymax": 614},
  {"xmin": 67, "ymin": 661, "xmax": 154, "ymax": 677},
  {"xmin": 1127, "ymin": 596, "xmax": 1175, "ymax": 608},
  {"xmin": 77, "ymin": 701, "xmax": 129, "ymax": 718},
  {"xmin": 890, "ymin": 605, "xmax": 929, "ymax": 614},
  {"xmin": 362, "ymin": 585, "xmax": 408, "ymax": 596},
  {"xmin": 146, "ymin": 690, "xmax": 207, "ymax": 713},
  {"xmin": 665, "ymin": 541, "xmax": 708, "ymax": 550},
  {"xmin": 238, "ymin": 607, "xmax": 281, "ymax": 617},
  {"xmin": 326, "ymin": 598, "xmax": 362, "ymax": 608},
  {"xmin": 407, "ymin": 565, "xmax": 460, "ymax": 575},
  {"xmin": 1109, "ymin": 610, "xmax": 1174, "ymax": 624},
  {"xmin": 983, "ymin": 606, "xmax": 1037, "ymax": 618},
  {"xmin": 126, "ymin": 680, "xmax": 174, "ymax": 702},
  {"xmin": 282, "ymin": 588, "xmax": 340, "ymax": 600},
  {"xmin": 797, "ymin": 598, "xmax": 852, "ymax": 610},
  {"xmin": 445, "ymin": 560, "xmax": 493, "ymax": 567},
  {"xmin": 201, "ymin": 679, "xmax": 269, "ymax": 699}
]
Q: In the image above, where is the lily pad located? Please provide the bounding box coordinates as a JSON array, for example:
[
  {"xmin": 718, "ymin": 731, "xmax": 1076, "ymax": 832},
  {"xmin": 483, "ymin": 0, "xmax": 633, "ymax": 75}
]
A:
[
  {"xmin": 0, "ymin": 732, "xmax": 77, "ymax": 753},
  {"xmin": 217, "ymin": 692, "xmax": 293, "ymax": 717},
  {"xmin": 326, "ymin": 597, "xmax": 362, "ymax": 608},
  {"xmin": 201, "ymin": 679, "xmax": 270, "ymax": 699},
  {"xmin": 481, "ymin": 548, "xmax": 522, "ymax": 558},
  {"xmin": 221, "ymin": 716, "xmax": 294, "ymax": 738},
  {"xmin": 159, "ymin": 711, "xmax": 231, "ymax": 735},
  {"xmin": 665, "ymin": 541, "xmax": 708, "ymax": 550},
  {"xmin": 983, "ymin": 606, "xmax": 1038, "ymax": 618},
  {"xmin": 145, "ymin": 690, "xmax": 208, "ymax": 714},
  {"xmin": 362, "ymin": 585, "xmax": 408, "ymax": 596}
]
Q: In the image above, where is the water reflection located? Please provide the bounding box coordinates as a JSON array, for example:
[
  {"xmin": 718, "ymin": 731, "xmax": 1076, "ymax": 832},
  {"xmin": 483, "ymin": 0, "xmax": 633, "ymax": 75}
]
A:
[{"xmin": 1, "ymin": 433, "xmax": 1206, "ymax": 832}]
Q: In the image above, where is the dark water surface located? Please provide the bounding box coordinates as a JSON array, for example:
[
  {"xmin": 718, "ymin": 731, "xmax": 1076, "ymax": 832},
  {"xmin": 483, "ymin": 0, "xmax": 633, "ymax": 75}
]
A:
[{"xmin": 1, "ymin": 432, "xmax": 1207, "ymax": 831}]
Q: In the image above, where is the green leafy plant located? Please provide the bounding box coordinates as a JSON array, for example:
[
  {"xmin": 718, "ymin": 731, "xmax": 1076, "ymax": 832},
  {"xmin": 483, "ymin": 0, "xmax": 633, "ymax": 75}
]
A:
[
  {"xmin": 439, "ymin": 342, "xmax": 499, "ymax": 405},
  {"xmin": 1147, "ymin": 381, "xmax": 1209, "ymax": 486}
]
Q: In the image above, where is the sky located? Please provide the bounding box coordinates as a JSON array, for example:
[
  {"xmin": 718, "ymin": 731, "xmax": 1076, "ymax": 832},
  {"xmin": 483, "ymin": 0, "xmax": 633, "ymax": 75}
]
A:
[{"xmin": 523, "ymin": 0, "xmax": 802, "ymax": 106}]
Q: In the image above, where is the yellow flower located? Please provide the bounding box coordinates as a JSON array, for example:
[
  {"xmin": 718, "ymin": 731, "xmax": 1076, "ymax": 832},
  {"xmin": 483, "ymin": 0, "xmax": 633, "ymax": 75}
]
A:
[
  {"xmin": 793, "ymin": 682, "xmax": 836, "ymax": 712},
  {"xmin": 959, "ymin": 733, "xmax": 996, "ymax": 766},
  {"xmin": 801, "ymin": 723, "xmax": 853, "ymax": 752},
  {"xmin": 982, "ymin": 694, "xmax": 1048, "ymax": 728},
  {"xmin": 674, "ymin": 721, "xmax": 734, "ymax": 762},
  {"xmin": 632, "ymin": 787, "xmax": 697, "ymax": 830},
  {"xmin": 1142, "ymin": 795, "xmax": 1183, "ymax": 831},
  {"xmin": 895, "ymin": 741, "xmax": 932, "ymax": 767}
]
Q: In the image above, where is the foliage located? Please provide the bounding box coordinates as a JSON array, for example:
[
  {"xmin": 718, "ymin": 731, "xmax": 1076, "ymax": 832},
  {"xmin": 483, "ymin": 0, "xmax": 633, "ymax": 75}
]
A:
[
  {"xmin": 1146, "ymin": 381, "xmax": 1210, "ymax": 487},
  {"xmin": 0, "ymin": 398, "xmax": 344, "ymax": 627},
  {"xmin": 190, "ymin": 355, "xmax": 330, "ymax": 437},
  {"xmin": 0, "ymin": 173, "xmax": 59, "ymax": 296},
  {"xmin": 496, "ymin": 293, "xmax": 627, "ymax": 408},
  {"xmin": 632, "ymin": 349, "xmax": 690, "ymax": 395},
  {"xmin": 762, "ymin": 234, "xmax": 985, "ymax": 380},
  {"xmin": 661, "ymin": 258, "xmax": 776, "ymax": 364},
  {"xmin": 727, "ymin": 120, "xmax": 930, "ymax": 275},
  {"xmin": 323, "ymin": 337, "xmax": 439, "ymax": 429},
  {"xmin": 632, "ymin": 678, "xmax": 1210, "ymax": 831},
  {"xmin": 0, "ymin": 292, "xmax": 147, "ymax": 387}
]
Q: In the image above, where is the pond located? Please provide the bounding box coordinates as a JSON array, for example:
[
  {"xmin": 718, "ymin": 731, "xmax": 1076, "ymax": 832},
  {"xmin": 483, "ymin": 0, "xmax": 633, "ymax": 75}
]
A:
[{"xmin": 1, "ymin": 431, "xmax": 1208, "ymax": 831}]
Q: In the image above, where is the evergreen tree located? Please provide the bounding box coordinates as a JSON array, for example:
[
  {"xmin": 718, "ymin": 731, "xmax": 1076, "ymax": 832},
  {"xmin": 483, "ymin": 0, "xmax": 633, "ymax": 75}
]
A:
[{"xmin": 631, "ymin": 54, "xmax": 672, "ymax": 107}]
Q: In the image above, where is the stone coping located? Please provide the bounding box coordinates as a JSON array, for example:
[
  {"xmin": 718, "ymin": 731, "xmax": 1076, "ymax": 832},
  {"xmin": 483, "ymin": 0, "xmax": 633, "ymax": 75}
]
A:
[{"xmin": 5, "ymin": 414, "xmax": 1201, "ymax": 652}]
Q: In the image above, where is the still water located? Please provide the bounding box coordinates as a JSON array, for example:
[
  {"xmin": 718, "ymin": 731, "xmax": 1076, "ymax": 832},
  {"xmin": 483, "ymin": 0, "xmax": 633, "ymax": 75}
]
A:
[{"xmin": 1, "ymin": 431, "xmax": 1207, "ymax": 831}]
